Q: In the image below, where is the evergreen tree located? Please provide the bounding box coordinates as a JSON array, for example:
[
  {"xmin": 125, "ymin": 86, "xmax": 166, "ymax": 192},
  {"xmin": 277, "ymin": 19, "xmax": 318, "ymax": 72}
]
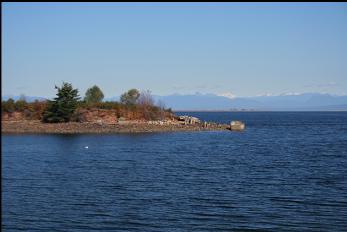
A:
[
  {"xmin": 84, "ymin": 85, "xmax": 104, "ymax": 104},
  {"xmin": 43, "ymin": 82, "xmax": 80, "ymax": 123}
]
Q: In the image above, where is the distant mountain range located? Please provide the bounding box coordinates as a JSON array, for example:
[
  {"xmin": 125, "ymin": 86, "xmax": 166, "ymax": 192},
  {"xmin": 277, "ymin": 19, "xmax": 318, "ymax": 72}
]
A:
[
  {"xmin": 153, "ymin": 93, "xmax": 347, "ymax": 111},
  {"xmin": 2, "ymin": 95, "xmax": 47, "ymax": 102},
  {"xmin": 3, "ymin": 93, "xmax": 347, "ymax": 111}
]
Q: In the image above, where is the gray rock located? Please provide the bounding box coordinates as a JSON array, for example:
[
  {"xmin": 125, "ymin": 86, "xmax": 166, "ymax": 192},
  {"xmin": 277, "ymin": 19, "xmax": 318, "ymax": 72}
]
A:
[{"xmin": 230, "ymin": 121, "xmax": 245, "ymax": 131}]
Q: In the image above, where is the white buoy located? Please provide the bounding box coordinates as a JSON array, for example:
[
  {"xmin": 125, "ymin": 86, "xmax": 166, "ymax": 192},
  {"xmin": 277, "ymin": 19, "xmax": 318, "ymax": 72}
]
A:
[{"xmin": 85, "ymin": 146, "xmax": 88, "ymax": 149}]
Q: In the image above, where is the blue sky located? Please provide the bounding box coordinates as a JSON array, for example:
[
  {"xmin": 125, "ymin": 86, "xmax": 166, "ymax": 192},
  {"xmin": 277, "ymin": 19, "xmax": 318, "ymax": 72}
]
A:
[{"xmin": 2, "ymin": 2, "xmax": 347, "ymax": 98}]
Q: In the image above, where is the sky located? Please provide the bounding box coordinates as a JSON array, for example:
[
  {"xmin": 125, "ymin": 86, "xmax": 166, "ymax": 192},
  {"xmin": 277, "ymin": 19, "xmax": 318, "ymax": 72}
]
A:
[{"xmin": 2, "ymin": 2, "xmax": 347, "ymax": 98}]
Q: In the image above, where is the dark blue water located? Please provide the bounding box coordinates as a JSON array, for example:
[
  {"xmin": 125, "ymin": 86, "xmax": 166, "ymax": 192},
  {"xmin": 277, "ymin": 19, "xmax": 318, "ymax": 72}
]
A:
[{"xmin": 2, "ymin": 112, "xmax": 347, "ymax": 231}]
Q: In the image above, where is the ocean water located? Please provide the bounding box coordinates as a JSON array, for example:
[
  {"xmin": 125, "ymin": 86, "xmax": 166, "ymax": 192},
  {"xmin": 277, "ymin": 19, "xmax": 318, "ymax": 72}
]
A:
[{"xmin": 2, "ymin": 112, "xmax": 347, "ymax": 231}]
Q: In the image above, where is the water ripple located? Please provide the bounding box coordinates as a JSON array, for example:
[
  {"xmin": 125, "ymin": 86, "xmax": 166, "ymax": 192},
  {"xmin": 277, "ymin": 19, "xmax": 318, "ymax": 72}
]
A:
[{"xmin": 2, "ymin": 112, "xmax": 347, "ymax": 231}]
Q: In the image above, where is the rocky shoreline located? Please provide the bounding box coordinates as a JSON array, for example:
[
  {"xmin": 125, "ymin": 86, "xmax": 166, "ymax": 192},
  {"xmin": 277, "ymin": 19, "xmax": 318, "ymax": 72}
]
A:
[{"xmin": 2, "ymin": 120, "xmax": 230, "ymax": 134}]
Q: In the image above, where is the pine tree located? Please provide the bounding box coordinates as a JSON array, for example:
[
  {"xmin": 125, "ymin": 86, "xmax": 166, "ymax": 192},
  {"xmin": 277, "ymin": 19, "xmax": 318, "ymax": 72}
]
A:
[{"xmin": 43, "ymin": 82, "xmax": 80, "ymax": 123}]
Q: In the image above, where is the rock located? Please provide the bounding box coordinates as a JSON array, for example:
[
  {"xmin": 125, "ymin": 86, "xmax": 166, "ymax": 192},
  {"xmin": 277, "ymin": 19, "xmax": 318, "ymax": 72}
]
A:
[
  {"xmin": 230, "ymin": 121, "xmax": 245, "ymax": 131},
  {"xmin": 118, "ymin": 117, "xmax": 126, "ymax": 122},
  {"xmin": 178, "ymin": 115, "xmax": 200, "ymax": 125},
  {"xmin": 2, "ymin": 120, "xmax": 230, "ymax": 133}
]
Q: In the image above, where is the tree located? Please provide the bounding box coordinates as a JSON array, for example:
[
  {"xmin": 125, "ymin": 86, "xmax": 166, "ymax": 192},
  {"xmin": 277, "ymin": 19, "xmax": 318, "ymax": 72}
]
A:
[
  {"xmin": 84, "ymin": 85, "xmax": 104, "ymax": 104},
  {"xmin": 15, "ymin": 94, "xmax": 27, "ymax": 111},
  {"xmin": 120, "ymin": 88, "xmax": 140, "ymax": 105},
  {"xmin": 2, "ymin": 98, "xmax": 15, "ymax": 113},
  {"xmin": 43, "ymin": 82, "xmax": 80, "ymax": 123},
  {"xmin": 137, "ymin": 90, "xmax": 154, "ymax": 107},
  {"xmin": 138, "ymin": 90, "xmax": 156, "ymax": 120}
]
